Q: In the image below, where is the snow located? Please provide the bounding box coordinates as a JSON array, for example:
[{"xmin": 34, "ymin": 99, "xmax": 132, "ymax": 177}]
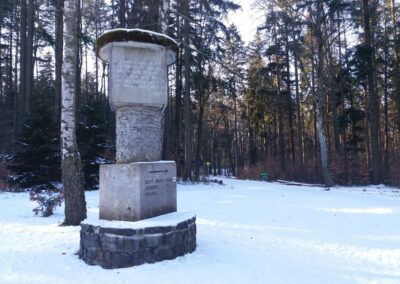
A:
[
  {"xmin": 99, "ymin": 28, "xmax": 179, "ymax": 46},
  {"xmin": 97, "ymin": 28, "xmax": 178, "ymax": 64},
  {"xmin": 83, "ymin": 211, "xmax": 195, "ymax": 229},
  {"xmin": 1, "ymin": 178, "xmax": 400, "ymax": 284},
  {"xmin": 126, "ymin": 160, "xmax": 176, "ymax": 164}
]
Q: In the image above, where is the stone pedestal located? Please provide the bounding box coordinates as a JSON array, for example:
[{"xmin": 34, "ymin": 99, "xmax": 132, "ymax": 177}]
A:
[
  {"xmin": 99, "ymin": 161, "xmax": 177, "ymax": 221},
  {"xmin": 80, "ymin": 212, "xmax": 196, "ymax": 269},
  {"xmin": 79, "ymin": 29, "xmax": 196, "ymax": 269}
]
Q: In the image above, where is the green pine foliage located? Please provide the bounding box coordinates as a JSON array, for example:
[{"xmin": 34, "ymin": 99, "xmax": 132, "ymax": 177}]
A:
[
  {"xmin": 30, "ymin": 185, "xmax": 64, "ymax": 217},
  {"xmin": 77, "ymin": 97, "xmax": 113, "ymax": 190},
  {"xmin": 8, "ymin": 93, "xmax": 60, "ymax": 189}
]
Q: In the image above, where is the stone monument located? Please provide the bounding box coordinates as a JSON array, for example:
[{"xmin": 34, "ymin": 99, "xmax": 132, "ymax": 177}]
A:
[{"xmin": 79, "ymin": 29, "xmax": 196, "ymax": 269}]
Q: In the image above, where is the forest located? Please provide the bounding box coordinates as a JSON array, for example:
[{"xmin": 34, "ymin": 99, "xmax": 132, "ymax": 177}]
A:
[{"xmin": 1, "ymin": 0, "xmax": 400, "ymax": 190}]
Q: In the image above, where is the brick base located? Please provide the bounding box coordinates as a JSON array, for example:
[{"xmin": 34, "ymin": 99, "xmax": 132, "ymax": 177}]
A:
[{"xmin": 79, "ymin": 216, "xmax": 196, "ymax": 269}]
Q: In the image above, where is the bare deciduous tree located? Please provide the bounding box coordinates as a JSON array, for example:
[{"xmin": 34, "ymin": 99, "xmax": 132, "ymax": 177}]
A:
[{"xmin": 61, "ymin": 0, "xmax": 86, "ymax": 226}]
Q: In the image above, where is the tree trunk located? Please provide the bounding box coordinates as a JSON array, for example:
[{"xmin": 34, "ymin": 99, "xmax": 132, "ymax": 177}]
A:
[
  {"xmin": 25, "ymin": 0, "xmax": 34, "ymax": 113},
  {"xmin": 274, "ymin": 21, "xmax": 285, "ymax": 173},
  {"xmin": 248, "ymin": 99, "xmax": 257, "ymax": 166},
  {"xmin": 212, "ymin": 129, "xmax": 217, "ymax": 175},
  {"xmin": 233, "ymin": 89, "xmax": 239, "ymax": 175},
  {"xmin": 6, "ymin": 11, "xmax": 14, "ymax": 151},
  {"xmin": 273, "ymin": 110, "xmax": 277, "ymax": 157},
  {"xmin": 55, "ymin": 0, "xmax": 64, "ymax": 123},
  {"xmin": 194, "ymin": 94, "xmax": 204, "ymax": 181},
  {"xmin": 285, "ymin": 26, "xmax": 295, "ymax": 164},
  {"xmin": 383, "ymin": 10, "xmax": 390, "ymax": 177},
  {"xmin": 0, "ymin": 24, "xmax": 2, "ymax": 108},
  {"xmin": 311, "ymin": 36, "xmax": 319, "ymax": 174},
  {"xmin": 94, "ymin": 15, "xmax": 99, "ymax": 96},
  {"xmin": 118, "ymin": 0, "xmax": 126, "ymax": 28},
  {"xmin": 75, "ymin": 0, "xmax": 82, "ymax": 108},
  {"xmin": 61, "ymin": 0, "xmax": 87, "ymax": 226},
  {"xmin": 182, "ymin": 0, "xmax": 192, "ymax": 181},
  {"xmin": 13, "ymin": 2, "xmax": 19, "ymax": 148},
  {"xmin": 19, "ymin": 0, "xmax": 27, "ymax": 117},
  {"xmin": 315, "ymin": 0, "xmax": 334, "ymax": 187},
  {"xmin": 160, "ymin": 0, "xmax": 170, "ymax": 33},
  {"xmin": 175, "ymin": 7, "xmax": 182, "ymax": 175},
  {"xmin": 294, "ymin": 44, "xmax": 303, "ymax": 174},
  {"xmin": 362, "ymin": 0, "xmax": 381, "ymax": 184},
  {"xmin": 337, "ymin": 8, "xmax": 348, "ymax": 181},
  {"xmin": 328, "ymin": 37, "xmax": 340, "ymax": 152},
  {"xmin": 389, "ymin": 0, "xmax": 400, "ymax": 134}
]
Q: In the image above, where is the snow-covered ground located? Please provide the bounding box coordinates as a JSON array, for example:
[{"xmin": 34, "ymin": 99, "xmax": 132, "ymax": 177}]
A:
[{"xmin": 1, "ymin": 178, "xmax": 400, "ymax": 284}]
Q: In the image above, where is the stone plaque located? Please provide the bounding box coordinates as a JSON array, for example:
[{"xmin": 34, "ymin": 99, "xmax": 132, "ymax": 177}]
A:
[
  {"xmin": 108, "ymin": 43, "xmax": 168, "ymax": 109},
  {"xmin": 99, "ymin": 161, "xmax": 177, "ymax": 221}
]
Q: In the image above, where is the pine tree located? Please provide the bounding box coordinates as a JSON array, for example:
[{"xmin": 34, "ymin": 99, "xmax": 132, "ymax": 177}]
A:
[
  {"xmin": 8, "ymin": 92, "xmax": 60, "ymax": 189},
  {"xmin": 77, "ymin": 97, "xmax": 112, "ymax": 190}
]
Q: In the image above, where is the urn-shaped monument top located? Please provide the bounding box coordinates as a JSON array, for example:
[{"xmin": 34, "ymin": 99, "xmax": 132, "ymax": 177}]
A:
[{"xmin": 96, "ymin": 29, "xmax": 179, "ymax": 110}]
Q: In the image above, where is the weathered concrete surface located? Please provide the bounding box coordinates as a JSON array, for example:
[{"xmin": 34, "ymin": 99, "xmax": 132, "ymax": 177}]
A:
[
  {"xmin": 108, "ymin": 42, "xmax": 169, "ymax": 109},
  {"xmin": 99, "ymin": 161, "xmax": 177, "ymax": 221},
  {"xmin": 116, "ymin": 105, "xmax": 164, "ymax": 164}
]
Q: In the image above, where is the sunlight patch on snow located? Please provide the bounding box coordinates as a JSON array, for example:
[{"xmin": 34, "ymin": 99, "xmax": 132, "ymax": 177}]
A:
[
  {"xmin": 0, "ymin": 223, "xmax": 66, "ymax": 237},
  {"xmin": 197, "ymin": 218, "xmax": 308, "ymax": 233},
  {"xmin": 197, "ymin": 218, "xmax": 265, "ymax": 230},
  {"xmin": 1, "ymin": 273, "xmax": 60, "ymax": 284},
  {"xmin": 275, "ymin": 237, "xmax": 400, "ymax": 277},
  {"xmin": 352, "ymin": 276, "xmax": 400, "ymax": 284},
  {"xmin": 352, "ymin": 234, "xmax": 400, "ymax": 243},
  {"xmin": 318, "ymin": 207, "xmax": 394, "ymax": 214},
  {"xmin": 0, "ymin": 223, "xmax": 78, "ymax": 253}
]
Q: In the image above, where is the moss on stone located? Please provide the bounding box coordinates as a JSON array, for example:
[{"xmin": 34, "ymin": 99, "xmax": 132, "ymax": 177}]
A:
[{"xmin": 96, "ymin": 29, "xmax": 179, "ymax": 57}]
